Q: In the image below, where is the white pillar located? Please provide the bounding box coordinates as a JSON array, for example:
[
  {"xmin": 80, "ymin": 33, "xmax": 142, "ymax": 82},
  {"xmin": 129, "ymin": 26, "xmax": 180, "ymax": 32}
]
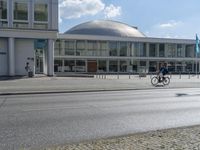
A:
[
  {"xmin": 47, "ymin": 39, "xmax": 54, "ymax": 76},
  {"xmin": 8, "ymin": 38, "xmax": 15, "ymax": 76}
]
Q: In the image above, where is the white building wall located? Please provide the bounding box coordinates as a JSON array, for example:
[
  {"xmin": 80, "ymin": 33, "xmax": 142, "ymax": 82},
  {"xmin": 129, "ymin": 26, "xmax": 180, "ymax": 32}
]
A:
[
  {"xmin": 0, "ymin": 38, "xmax": 8, "ymax": 76},
  {"xmin": 15, "ymin": 39, "xmax": 34, "ymax": 76}
]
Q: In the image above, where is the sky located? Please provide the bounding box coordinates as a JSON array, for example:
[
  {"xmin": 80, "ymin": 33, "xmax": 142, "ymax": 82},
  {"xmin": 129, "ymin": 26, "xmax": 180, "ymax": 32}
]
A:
[{"xmin": 59, "ymin": 0, "xmax": 200, "ymax": 39}]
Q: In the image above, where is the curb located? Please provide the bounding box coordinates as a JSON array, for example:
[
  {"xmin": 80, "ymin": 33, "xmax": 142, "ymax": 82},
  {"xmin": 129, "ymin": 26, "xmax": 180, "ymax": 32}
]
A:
[{"xmin": 0, "ymin": 86, "xmax": 198, "ymax": 96}]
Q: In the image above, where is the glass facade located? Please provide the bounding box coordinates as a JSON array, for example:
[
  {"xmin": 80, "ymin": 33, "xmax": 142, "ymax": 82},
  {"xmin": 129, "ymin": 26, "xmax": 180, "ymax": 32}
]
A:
[{"xmin": 53, "ymin": 39, "xmax": 196, "ymax": 73}]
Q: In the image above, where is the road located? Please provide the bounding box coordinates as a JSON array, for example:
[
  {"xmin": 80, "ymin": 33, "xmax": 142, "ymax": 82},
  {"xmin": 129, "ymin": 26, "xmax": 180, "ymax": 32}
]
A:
[{"xmin": 1, "ymin": 88, "xmax": 200, "ymax": 149}]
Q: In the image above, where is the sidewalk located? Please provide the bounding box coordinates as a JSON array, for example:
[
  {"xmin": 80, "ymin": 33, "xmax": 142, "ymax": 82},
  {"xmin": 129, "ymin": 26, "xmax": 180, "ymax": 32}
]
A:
[
  {"xmin": 44, "ymin": 125, "xmax": 200, "ymax": 150},
  {"xmin": 1, "ymin": 75, "xmax": 200, "ymax": 95}
]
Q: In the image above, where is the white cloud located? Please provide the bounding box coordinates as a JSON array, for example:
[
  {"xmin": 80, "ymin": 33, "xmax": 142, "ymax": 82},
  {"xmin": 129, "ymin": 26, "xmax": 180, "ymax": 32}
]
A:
[
  {"xmin": 59, "ymin": 0, "xmax": 105, "ymax": 19},
  {"xmin": 158, "ymin": 20, "xmax": 182, "ymax": 28},
  {"xmin": 104, "ymin": 4, "xmax": 121, "ymax": 18}
]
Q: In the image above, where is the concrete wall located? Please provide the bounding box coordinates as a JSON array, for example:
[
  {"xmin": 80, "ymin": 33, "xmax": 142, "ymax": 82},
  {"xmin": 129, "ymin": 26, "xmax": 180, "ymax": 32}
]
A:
[
  {"xmin": 0, "ymin": 38, "xmax": 8, "ymax": 76},
  {"xmin": 15, "ymin": 39, "xmax": 34, "ymax": 76}
]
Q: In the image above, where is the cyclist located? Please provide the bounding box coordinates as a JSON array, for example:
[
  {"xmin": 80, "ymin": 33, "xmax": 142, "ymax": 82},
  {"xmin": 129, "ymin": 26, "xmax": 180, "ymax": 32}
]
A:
[{"xmin": 159, "ymin": 63, "xmax": 168, "ymax": 82}]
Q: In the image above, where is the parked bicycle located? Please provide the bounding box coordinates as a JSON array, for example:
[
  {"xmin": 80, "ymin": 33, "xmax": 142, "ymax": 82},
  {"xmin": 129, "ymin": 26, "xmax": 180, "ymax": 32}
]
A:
[{"xmin": 151, "ymin": 75, "xmax": 170, "ymax": 86}]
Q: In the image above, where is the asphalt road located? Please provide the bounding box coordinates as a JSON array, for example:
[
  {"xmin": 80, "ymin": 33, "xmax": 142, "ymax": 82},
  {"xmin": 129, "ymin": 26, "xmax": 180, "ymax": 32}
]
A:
[{"xmin": 1, "ymin": 88, "xmax": 200, "ymax": 149}]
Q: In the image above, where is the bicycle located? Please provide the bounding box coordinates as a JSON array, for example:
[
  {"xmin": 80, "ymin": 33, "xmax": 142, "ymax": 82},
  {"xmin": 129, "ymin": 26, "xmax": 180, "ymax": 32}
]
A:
[{"xmin": 151, "ymin": 75, "xmax": 170, "ymax": 86}]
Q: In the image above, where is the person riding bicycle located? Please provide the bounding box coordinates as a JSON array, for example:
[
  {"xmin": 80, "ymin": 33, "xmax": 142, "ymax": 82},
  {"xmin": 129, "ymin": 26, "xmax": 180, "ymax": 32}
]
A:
[{"xmin": 159, "ymin": 63, "xmax": 168, "ymax": 82}]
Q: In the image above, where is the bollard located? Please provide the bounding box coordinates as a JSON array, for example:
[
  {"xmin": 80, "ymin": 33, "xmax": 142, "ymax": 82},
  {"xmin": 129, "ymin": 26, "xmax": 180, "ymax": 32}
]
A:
[
  {"xmin": 198, "ymin": 72, "xmax": 200, "ymax": 79},
  {"xmin": 170, "ymin": 73, "xmax": 172, "ymax": 79},
  {"xmin": 104, "ymin": 74, "xmax": 106, "ymax": 79},
  {"xmin": 129, "ymin": 72, "xmax": 130, "ymax": 79},
  {"xmin": 117, "ymin": 73, "xmax": 119, "ymax": 79},
  {"xmin": 179, "ymin": 72, "xmax": 181, "ymax": 79},
  {"xmin": 188, "ymin": 72, "xmax": 190, "ymax": 79}
]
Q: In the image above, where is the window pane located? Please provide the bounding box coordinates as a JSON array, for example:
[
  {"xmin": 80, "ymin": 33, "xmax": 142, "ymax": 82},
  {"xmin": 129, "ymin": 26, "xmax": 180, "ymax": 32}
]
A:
[
  {"xmin": 76, "ymin": 40, "xmax": 86, "ymax": 56},
  {"xmin": 120, "ymin": 42, "xmax": 127, "ymax": 56},
  {"xmin": 109, "ymin": 60, "xmax": 118, "ymax": 72},
  {"xmin": 14, "ymin": 1, "xmax": 28, "ymax": 20},
  {"xmin": 34, "ymin": 23, "xmax": 48, "ymax": 29},
  {"xmin": 88, "ymin": 41, "xmax": 97, "ymax": 56},
  {"xmin": 149, "ymin": 44, "xmax": 156, "ymax": 57},
  {"xmin": 34, "ymin": 3, "xmax": 48, "ymax": 21},
  {"xmin": 0, "ymin": 0, "xmax": 7, "ymax": 19},
  {"xmin": 65, "ymin": 41, "xmax": 75, "ymax": 55},
  {"xmin": 13, "ymin": 22, "xmax": 28, "ymax": 28},
  {"xmin": 159, "ymin": 44, "xmax": 165, "ymax": 57},
  {"xmin": 0, "ymin": 21, "xmax": 7, "ymax": 27},
  {"xmin": 109, "ymin": 42, "xmax": 118, "ymax": 56}
]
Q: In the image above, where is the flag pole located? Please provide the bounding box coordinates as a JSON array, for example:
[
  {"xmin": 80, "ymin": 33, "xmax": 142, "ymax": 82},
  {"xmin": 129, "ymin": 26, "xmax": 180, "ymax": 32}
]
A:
[{"xmin": 196, "ymin": 34, "xmax": 199, "ymax": 75}]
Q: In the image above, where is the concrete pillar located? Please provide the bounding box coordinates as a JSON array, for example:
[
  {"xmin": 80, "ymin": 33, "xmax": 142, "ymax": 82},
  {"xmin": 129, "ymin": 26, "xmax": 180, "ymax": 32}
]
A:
[
  {"xmin": 8, "ymin": 38, "xmax": 15, "ymax": 76},
  {"xmin": 146, "ymin": 60, "xmax": 149, "ymax": 73},
  {"xmin": 107, "ymin": 60, "xmax": 109, "ymax": 73},
  {"xmin": 47, "ymin": 39, "xmax": 54, "ymax": 76}
]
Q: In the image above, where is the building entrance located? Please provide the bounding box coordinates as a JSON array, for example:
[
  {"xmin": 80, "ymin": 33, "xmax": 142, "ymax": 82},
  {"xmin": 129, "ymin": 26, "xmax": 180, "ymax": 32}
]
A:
[{"xmin": 34, "ymin": 40, "xmax": 47, "ymax": 74}]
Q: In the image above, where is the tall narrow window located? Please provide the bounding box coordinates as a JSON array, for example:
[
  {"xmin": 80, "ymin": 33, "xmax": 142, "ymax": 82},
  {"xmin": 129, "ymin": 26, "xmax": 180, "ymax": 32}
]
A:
[
  {"xmin": 34, "ymin": 0, "xmax": 48, "ymax": 29},
  {"xmin": 0, "ymin": 0, "xmax": 7, "ymax": 27},
  {"xmin": 14, "ymin": 0, "xmax": 28, "ymax": 20},
  {"xmin": 13, "ymin": 0, "xmax": 28, "ymax": 28}
]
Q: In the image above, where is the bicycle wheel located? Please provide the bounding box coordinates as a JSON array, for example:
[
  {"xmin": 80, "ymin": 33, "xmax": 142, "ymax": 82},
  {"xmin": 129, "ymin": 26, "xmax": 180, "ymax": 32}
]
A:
[
  {"xmin": 163, "ymin": 77, "xmax": 170, "ymax": 85},
  {"xmin": 151, "ymin": 76, "xmax": 159, "ymax": 86}
]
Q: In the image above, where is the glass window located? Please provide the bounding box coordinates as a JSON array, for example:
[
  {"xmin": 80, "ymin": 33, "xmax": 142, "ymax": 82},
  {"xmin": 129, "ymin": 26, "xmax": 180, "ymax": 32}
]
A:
[
  {"xmin": 75, "ymin": 60, "xmax": 86, "ymax": 72},
  {"xmin": 177, "ymin": 44, "xmax": 183, "ymax": 57},
  {"xmin": 13, "ymin": 22, "xmax": 28, "ymax": 28},
  {"xmin": 130, "ymin": 43, "xmax": 139, "ymax": 57},
  {"xmin": 109, "ymin": 42, "xmax": 118, "ymax": 56},
  {"xmin": 0, "ymin": 0, "xmax": 7, "ymax": 19},
  {"xmin": 87, "ymin": 41, "xmax": 97, "ymax": 56},
  {"xmin": 98, "ymin": 60, "xmax": 107, "ymax": 72},
  {"xmin": 149, "ymin": 44, "xmax": 156, "ymax": 57},
  {"xmin": 76, "ymin": 40, "xmax": 86, "ymax": 56},
  {"xmin": 167, "ymin": 44, "xmax": 176, "ymax": 57},
  {"xmin": 54, "ymin": 40, "xmax": 62, "ymax": 56},
  {"xmin": 99, "ymin": 41, "xmax": 107, "ymax": 56},
  {"xmin": 65, "ymin": 41, "xmax": 75, "ymax": 55},
  {"xmin": 185, "ymin": 44, "xmax": 194, "ymax": 58},
  {"xmin": 120, "ymin": 61, "xmax": 127, "ymax": 72},
  {"xmin": 159, "ymin": 44, "xmax": 165, "ymax": 57},
  {"xmin": 109, "ymin": 60, "xmax": 118, "ymax": 72},
  {"xmin": 140, "ymin": 43, "xmax": 146, "ymax": 57},
  {"xmin": 149, "ymin": 61, "xmax": 157, "ymax": 72},
  {"xmin": 54, "ymin": 59, "xmax": 63, "ymax": 72},
  {"xmin": 120, "ymin": 42, "xmax": 127, "ymax": 56},
  {"xmin": 34, "ymin": 0, "xmax": 48, "ymax": 22},
  {"xmin": 34, "ymin": 23, "xmax": 48, "ymax": 29},
  {"xmin": 64, "ymin": 60, "xmax": 75, "ymax": 72},
  {"xmin": 0, "ymin": 20, "xmax": 7, "ymax": 27},
  {"xmin": 14, "ymin": 0, "xmax": 28, "ymax": 21}
]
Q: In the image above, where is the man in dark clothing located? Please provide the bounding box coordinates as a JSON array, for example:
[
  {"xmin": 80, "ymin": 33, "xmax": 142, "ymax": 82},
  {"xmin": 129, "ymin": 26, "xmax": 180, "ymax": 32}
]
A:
[{"xmin": 159, "ymin": 64, "xmax": 168, "ymax": 81}]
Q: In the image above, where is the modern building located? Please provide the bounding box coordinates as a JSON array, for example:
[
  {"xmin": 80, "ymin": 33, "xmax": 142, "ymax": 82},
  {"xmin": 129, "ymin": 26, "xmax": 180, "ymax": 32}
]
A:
[
  {"xmin": 0, "ymin": 0, "xmax": 58, "ymax": 76},
  {"xmin": 54, "ymin": 20, "xmax": 198, "ymax": 74},
  {"xmin": 0, "ymin": 0, "xmax": 199, "ymax": 76}
]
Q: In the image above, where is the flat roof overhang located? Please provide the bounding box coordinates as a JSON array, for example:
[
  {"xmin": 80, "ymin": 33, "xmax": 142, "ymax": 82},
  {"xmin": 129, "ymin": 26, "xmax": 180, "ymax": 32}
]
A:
[
  {"xmin": 0, "ymin": 28, "xmax": 58, "ymax": 39},
  {"xmin": 58, "ymin": 34, "xmax": 195, "ymax": 44}
]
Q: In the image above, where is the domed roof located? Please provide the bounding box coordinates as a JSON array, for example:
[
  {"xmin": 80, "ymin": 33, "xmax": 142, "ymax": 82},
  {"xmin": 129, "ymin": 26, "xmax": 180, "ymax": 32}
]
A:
[{"xmin": 65, "ymin": 20, "xmax": 146, "ymax": 38}]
